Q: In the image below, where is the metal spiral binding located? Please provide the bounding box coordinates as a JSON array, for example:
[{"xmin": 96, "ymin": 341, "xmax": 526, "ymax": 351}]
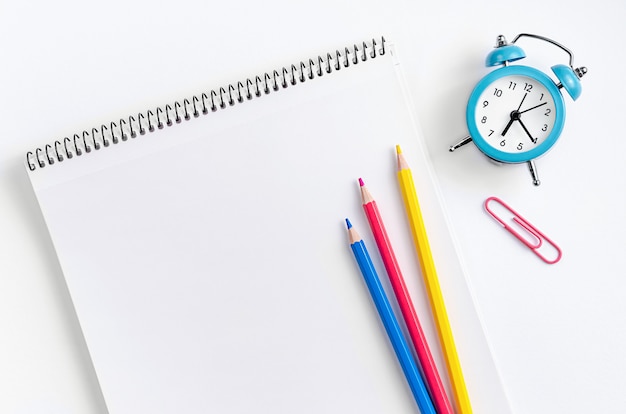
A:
[{"xmin": 26, "ymin": 37, "xmax": 386, "ymax": 171}]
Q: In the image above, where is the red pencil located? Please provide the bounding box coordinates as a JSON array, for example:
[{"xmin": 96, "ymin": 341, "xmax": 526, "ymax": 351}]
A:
[{"xmin": 359, "ymin": 178, "xmax": 454, "ymax": 414}]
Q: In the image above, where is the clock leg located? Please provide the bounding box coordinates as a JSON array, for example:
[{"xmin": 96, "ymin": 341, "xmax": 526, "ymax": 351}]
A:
[
  {"xmin": 449, "ymin": 135, "xmax": 472, "ymax": 152},
  {"xmin": 527, "ymin": 160, "xmax": 541, "ymax": 186}
]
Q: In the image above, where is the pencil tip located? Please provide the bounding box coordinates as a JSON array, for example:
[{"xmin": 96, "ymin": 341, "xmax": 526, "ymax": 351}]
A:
[
  {"xmin": 345, "ymin": 218, "xmax": 353, "ymax": 229},
  {"xmin": 396, "ymin": 145, "xmax": 408, "ymax": 171},
  {"xmin": 358, "ymin": 177, "xmax": 364, "ymax": 187}
]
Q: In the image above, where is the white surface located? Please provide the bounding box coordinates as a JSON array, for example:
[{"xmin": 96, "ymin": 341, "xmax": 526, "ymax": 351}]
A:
[
  {"xmin": 26, "ymin": 50, "xmax": 507, "ymax": 414},
  {"xmin": 0, "ymin": 1, "xmax": 624, "ymax": 413}
]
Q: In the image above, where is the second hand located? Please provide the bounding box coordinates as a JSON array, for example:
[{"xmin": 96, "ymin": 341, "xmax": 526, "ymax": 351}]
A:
[{"xmin": 519, "ymin": 101, "xmax": 547, "ymax": 114}]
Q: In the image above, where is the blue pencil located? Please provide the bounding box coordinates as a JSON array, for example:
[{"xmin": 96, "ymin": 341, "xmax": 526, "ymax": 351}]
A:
[{"xmin": 346, "ymin": 218, "xmax": 436, "ymax": 414}]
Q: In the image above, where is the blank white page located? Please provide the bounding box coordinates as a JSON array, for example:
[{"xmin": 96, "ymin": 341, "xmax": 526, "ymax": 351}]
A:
[{"xmin": 27, "ymin": 43, "xmax": 510, "ymax": 413}]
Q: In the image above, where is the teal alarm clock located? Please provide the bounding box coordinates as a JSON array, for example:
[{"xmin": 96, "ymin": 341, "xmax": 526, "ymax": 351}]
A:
[{"xmin": 450, "ymin": 33, "xmax": 587, "ymax": 185}]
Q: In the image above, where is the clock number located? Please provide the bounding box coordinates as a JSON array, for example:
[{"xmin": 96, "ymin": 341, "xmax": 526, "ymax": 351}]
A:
[
  {"xmin": 493, "ymin": 88, "xmax": 503, "ymax": 97},
  {"xmin": 544, "ymin": 108, "xmax": 551, "ymax": 116},
  {"xmin": 500, "ymin": 139, "xmax": 506, "ymax": 147},
  {"xmin": 539, "ymin": 93, "xmax": 544, "ymax": 101},
  {"xmin": 542, "ymin": 124, "xmax": 548, "ymax": 132},
  {"xmin": 482, "ymin": 100, "xmax": 489, "ymax": 108},
  {"xmin": 517, "ymin": 143, "xmax": 524, "ymax": 151},
  {"xmin": 488, "ymin": 129, "xmax": 494, "ymax": 137},
  {"xmin": 508, "ymin": 81, "xmax": 517, "ymax": 90},
  {"xmin": 524, "ymin": 83, "xmax": 533, "ymax": 92},
  {"xmin": 481, "ymin": 116, "xmax": 487, "ymax": 124}
]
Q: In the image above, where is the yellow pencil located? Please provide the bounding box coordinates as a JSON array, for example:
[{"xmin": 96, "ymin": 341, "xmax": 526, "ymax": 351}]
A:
[{"xmin": 395, "ymin": 144, "xmax": 472, "ymax": 414}]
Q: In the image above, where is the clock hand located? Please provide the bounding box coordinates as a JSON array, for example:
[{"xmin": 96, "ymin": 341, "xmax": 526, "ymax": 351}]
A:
[
  {"xmin": 501, "ymin": 93, "xmax": 528, "ymax": 137},
  {"xmin": 519, "ymin": 101, "xmax": 547, "ymax": 114},
  {"xmin": 501, "ymin": 116, "xmax": 515, "ymax": 136},
  {"xmin": 517, "ymin": 118, "xmax": 537, "ymax": 144},
  {"xmin": 501, "ymin": 111, "xmax": 522, "ymax": 137},
  {"xmin": 517, "ymin": 93, "xmax": 528, "ymax": 111}
]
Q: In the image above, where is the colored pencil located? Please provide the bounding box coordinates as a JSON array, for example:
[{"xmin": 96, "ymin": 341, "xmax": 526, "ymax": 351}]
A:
[
  {"xmin": 359, "ymin": 178, "xmax": 454, "ymax": 414},
  {"xmin": 345, "ymin": 219, "xmax": 436, "ymax": 414},
  {"xmin": 396, "ymin": 145, "xmax": 473, "ymax": 414}
]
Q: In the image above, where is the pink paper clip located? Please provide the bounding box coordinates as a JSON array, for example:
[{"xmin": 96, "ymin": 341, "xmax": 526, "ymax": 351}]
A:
[{"xmin": 484, "ymin": 196, "xmax": 562, "ymax": 264}]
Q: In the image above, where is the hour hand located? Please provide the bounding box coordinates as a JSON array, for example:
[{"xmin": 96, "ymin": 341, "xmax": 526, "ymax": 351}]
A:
[
  {"xmin": 501, "ymin": 110, "xmax": 520, "ymax": 136},
  {"xmin": 502, "ymin": 93, "xmax": 527, "ymax": 136},
  {"xmin": 501, "ymin": 117, "xmax": 515, "ymax": 137}
]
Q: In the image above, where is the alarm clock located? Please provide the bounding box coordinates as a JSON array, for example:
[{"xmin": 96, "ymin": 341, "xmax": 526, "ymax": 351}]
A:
[{"xmin": 450, "ymin": 33, "xmax": 587, "ymax": 185}]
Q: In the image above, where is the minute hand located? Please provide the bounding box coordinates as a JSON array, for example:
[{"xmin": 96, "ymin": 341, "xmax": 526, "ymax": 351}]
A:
[
  {"xmin": 519, "ymin": 101, "xmax": 548, "ymax": 114},
  {"xmin": 517, "ymin": 118, "xmax": 538, "ymax": 144}
]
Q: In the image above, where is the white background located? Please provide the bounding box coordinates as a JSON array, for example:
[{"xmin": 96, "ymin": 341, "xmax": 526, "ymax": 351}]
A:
[{"xmin": 1, "ymin": 1, "xmax": 624, "ymax": 413}]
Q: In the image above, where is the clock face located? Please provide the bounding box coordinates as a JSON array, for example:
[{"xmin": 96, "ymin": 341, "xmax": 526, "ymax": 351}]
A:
[{"xmin": 467, "ymin": 66, "xmax": 566, "ymax": 163}]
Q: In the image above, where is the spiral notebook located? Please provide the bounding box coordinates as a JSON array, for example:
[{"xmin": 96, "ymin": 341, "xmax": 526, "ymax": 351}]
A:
[{"xmin": 25, "ymin": 38, "xmax": 510, "ymax": 413}]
